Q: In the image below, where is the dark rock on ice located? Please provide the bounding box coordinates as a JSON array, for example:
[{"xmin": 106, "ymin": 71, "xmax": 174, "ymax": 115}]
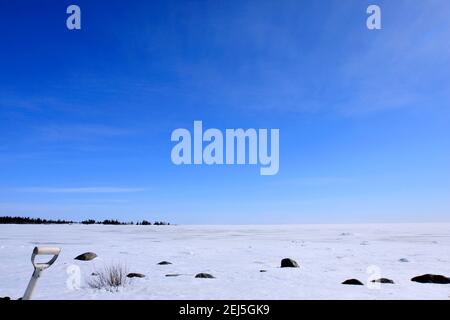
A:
[
  {"xmin": 371, "ymin": 278, "xmax": 395, "ymax": 284},
  {"xmin": 281, "ymin": 258, "xmax": 299, "ymax": 268},
  {"xmin": 411, "ymin": 274, "xmax": 450, "ymax": 284},
  {"xmin": 127, "ymin": 273, "xmax": 145, "ymax": 278},
  {"xmin": 195, "ymin": 273, "xmax": 215, "ymax": 279},
  {"xmin": 74, "ymin": 252, "xmax": 97, "ymax": 261},
  {"xmin": 342, "ymin": 279, "xmax": 364, "ymax": 285}
]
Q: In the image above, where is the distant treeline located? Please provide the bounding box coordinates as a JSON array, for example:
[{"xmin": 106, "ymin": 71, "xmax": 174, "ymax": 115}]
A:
[
  {"xmin": 0, "ymin": 216, "xmax": 74, "ymax": 224},
  {"xmin": 81, "ymin": 219, "xmax": 169, "ymax": 226},
  {"xmin": 0, "ymin": 216, "xmax": 170, "ymax": 226}
]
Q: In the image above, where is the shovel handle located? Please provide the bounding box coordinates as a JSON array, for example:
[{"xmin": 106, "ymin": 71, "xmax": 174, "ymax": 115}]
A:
[
  {"xmin": 33, "ymin": 247, "xmax": 61, "ymax": 256},
  {"xmin": 31, "ymin": 246, "xmax": 61, "ymax": 270},
  {"xmin": 23, "ymin": 246, "xmax": 61, "ymax": 300}
]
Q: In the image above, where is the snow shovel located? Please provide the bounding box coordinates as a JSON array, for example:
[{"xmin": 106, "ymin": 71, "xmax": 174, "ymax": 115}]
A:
[{"xmin": 22, "ymin": 246, "xmax": 61, "ymax": 300}]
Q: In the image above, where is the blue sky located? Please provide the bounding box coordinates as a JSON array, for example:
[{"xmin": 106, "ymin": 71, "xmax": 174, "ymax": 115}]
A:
[{"xmin": 0, "ymin": 0, "xmax": 449, "ymax": 224}]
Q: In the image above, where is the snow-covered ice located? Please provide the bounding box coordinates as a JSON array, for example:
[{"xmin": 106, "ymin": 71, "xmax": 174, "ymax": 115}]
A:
[{"xmin": 0, "ymin": 224, "xmax": 449, "ymax": 300}]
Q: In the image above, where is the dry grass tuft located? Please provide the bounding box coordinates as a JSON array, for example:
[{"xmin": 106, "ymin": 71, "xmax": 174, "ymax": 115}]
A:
[{"xmin": 88, "ymin": 263, "xmax": 129, "ymax": 291}]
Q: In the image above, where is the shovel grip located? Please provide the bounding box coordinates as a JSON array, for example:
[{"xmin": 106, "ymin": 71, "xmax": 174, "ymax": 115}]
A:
[
  {"xmin": 33, "ymin": 247, "xmax": 61, "ymax": 256},
  {"xmin": 23, "ymin": 246, "xmax": 61, "ymax": 300},
  {"xmin": 31, "ymin": 246, "xmax": 61, "ymax": 270}
]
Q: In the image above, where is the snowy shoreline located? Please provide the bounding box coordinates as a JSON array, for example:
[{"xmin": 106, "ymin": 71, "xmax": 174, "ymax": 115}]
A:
[{"xmin": 0, "ymin": 224, "xmax": 449, "ymax": 300}]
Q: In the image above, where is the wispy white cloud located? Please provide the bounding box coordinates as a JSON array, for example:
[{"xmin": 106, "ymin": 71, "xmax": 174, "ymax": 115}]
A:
[
  {"xmin": 10, "ymin": 187, "xmax": 146, "ymax": 193},
  {"xmin": 0, "ymin": 94, "xmax": 84, "ymax": 113},
  {"xmin": 277, "ymin": 176, "xmax": 355, "ymax": 187},
  {"xmin": 34, "ymin": 124, "xmax": 135, "ymax": 142},
  {"xmin": 335, "ymin": 1, "xmax": 450, "ymax": 116},
  {"xmin": 174, "ymin": 1, "xmax": 450, "ymax": 117}
]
